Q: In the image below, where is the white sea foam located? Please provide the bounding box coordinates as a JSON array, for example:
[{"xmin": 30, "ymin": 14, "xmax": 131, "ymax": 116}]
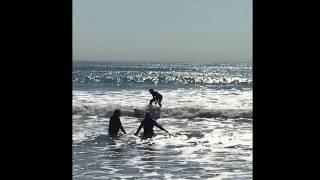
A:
[
  {"xmin": 73, "ymin": 87, "xmax": 252, "ymax": 179},
  {"xmin": 73, "ymin": 89, "xmax": 252, "ymax": 110},
  {"xmin": 73, "ymin": 61, "xmax": 252, "ymax": 179}
]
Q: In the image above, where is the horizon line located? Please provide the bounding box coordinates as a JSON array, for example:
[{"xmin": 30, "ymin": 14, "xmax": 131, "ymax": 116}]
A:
[{"xmin": 72, "ymin": 59, "xmax": 252, "ymax": 64}]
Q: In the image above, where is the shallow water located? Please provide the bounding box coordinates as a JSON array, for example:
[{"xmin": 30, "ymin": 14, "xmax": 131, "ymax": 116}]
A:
[
  {"xmin": 73, "ymin": 119, "xmax": 251, "ymax": 179},
  {"xmin": 73, "ymin": 62, "xmax": 252, "ymax": 179},
  {"xmin": 73, "ymin": 91, "xmax": 252, "ymax": 179}
]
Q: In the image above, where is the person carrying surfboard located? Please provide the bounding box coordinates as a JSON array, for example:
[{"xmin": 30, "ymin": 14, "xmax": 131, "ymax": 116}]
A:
[
  {"xmin": 108, "ymin": 109, "xmax": 126, "ymax": 137},
  {"xmin": 149, "ymin": 89, "xmax": 163, "ymax": 107},
  {"xmin": 134, "ymin": 112, "xmax": 169, "ymax": 138}
]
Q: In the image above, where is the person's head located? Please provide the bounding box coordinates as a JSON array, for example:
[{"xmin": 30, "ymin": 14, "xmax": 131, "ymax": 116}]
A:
[
  {"xmin": 114, "ymin": 109, "xmax": 121, "ymax": 117},
  {"xmin": 149, "ymin": 89, "xmax": 154, "ymax": 94}
]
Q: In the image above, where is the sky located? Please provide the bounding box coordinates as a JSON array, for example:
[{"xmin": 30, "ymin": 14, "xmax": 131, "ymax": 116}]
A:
[{"xmin": 73, "ymin": 0, "xmax": 252, "ymax": 63}]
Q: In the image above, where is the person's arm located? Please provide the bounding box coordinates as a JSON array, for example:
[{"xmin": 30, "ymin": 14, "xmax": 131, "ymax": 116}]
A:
[
  {"xmin": 150, "ymin": 97, "xmax": 156, "ymax": 105},
  {"xmin": 154, "ymin": 121, "xmax": 169, "ymax": 133},
  {"xmin": 119, "ymin": 121, "xmax": 126, "ymax": 134},
  {"xmin": 134, "ymin": 122, "xmax": 143, "ymax": 136},
  {"xmin": 108, "ymin": 117, "xmax": 113, "ymax": 134},
  {"xmin": 150, "ymin": 93, "xmax": 154, "ymax": 104}
]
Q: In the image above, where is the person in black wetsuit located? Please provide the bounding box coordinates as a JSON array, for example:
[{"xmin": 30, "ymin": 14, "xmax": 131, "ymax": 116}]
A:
[
  {"xmin": 134, "ymin": 112, "xmax": 169, "ymax": 138},
  {"xmin": 149, "ymin": 89, "xmax": 163, "ymax": 107},
  {"xmin": 108, "ymin": 110, "xmax": 126, "ymax": 137}
]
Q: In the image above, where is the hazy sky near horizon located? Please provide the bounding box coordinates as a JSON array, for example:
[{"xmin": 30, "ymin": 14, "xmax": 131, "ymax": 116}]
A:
[{"xmin": 73, "ymin": 0, "xmax": 252, "ymax": 63}]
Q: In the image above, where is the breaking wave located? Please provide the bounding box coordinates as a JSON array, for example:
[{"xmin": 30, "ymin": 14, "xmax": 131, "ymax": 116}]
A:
[{"xmin": 73, "ymin": 105, "xmax": 252, "ymax": 120}]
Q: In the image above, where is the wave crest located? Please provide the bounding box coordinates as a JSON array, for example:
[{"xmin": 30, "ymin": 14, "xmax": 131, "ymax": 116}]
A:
[{"xmin": 73, "ymin": 105, "xmax": 252, "ymax": 120}]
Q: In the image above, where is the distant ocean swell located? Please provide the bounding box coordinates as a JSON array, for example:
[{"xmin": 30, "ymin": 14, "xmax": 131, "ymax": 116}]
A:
[{"xmin": 73, "ymin": 62, "xmax": 252, "ymax": 88}]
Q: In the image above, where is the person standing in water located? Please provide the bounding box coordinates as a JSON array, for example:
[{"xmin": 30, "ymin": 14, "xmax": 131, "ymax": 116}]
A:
[
  {"xmin": 134, "ymin": 112, "xmax": 169, "ymax": 138},
  {"xmin": 149, "ymin": 89, "xmax": 163, "ymax": 107},
  {"xmin": 108, "ymin": 110, "xmax": 126, "ymax": 137}
]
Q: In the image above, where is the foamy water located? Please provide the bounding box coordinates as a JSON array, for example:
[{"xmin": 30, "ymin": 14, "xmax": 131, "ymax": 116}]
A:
[
  {"xmin": 73, "ymin": 89, "xmax": 252, "ymax": 179},
  {"xmin": 73, "ymin": 62, "xmax": 252, "ymax": 179}
]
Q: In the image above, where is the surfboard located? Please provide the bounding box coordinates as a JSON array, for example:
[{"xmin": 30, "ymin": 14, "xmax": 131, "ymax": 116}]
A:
[
  {"xmin": 145, "ymin": 104, "xmax": 161, "ymax": 120},
  {"xmin": 133, "ymin": 104, "xmax": 161, "ymax": 120}
]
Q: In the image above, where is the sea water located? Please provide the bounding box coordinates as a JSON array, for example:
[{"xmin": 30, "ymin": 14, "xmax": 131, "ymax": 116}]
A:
[{"xmin": 73, "ymin": 61, "xmax": 252, "ymax": 179}]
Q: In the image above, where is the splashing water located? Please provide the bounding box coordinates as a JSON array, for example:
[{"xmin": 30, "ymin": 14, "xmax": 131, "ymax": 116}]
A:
[{"xmin": 73, "ymin": 62, "xmax": 252, "ymax": 179}]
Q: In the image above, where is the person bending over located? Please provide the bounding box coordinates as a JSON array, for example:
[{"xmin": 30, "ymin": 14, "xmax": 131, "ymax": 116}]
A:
[
  {"xmin": 149, "ymin": 89, "xmax": 163, "ymax": 107},
  {"xmin": 134, "ymin": 112, "xmax": 168, "ymax": 138}
]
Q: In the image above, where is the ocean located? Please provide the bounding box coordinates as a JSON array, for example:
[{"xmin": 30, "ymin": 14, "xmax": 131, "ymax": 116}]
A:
[{"xmin": 72, "ymin": 61, "xmax": 252, "ymax": 179}]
